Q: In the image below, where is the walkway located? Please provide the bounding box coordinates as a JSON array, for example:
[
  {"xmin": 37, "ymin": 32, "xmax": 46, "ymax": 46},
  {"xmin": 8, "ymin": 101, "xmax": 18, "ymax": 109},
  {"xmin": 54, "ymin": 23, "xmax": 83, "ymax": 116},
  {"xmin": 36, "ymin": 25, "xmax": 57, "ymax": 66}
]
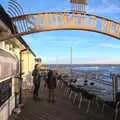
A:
[{"xmin": 10, "ymin": 87, "xmax": 116, "ymax": 120}]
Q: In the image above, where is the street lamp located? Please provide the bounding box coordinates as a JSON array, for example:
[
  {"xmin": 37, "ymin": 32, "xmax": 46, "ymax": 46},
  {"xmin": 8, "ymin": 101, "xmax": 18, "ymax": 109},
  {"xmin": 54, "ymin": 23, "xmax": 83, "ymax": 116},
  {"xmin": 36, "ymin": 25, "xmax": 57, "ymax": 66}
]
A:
[{"xmin": 70, "ymin": 47, "xmax": 73, "ymax": 74}]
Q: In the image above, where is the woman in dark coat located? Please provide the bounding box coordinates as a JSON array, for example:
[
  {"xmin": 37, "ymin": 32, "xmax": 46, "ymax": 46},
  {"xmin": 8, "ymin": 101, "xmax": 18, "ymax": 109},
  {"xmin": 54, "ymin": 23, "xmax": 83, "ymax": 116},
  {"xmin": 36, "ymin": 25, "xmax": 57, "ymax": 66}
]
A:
[
  {"xmin": 47, "ymin": 70, "xmax": 56, "ymax": 103},
  {"xmin": 32, "ymin": 64, "xmax": 41, "ymax": 100}
]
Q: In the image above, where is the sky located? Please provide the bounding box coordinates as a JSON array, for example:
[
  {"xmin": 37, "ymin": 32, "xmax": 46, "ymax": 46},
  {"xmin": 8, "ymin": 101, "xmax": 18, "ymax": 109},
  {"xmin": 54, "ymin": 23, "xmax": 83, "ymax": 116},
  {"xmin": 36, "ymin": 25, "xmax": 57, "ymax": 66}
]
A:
[{"xmin": 0, "ymin": 0, "xmax": 120, "ymax": 64}]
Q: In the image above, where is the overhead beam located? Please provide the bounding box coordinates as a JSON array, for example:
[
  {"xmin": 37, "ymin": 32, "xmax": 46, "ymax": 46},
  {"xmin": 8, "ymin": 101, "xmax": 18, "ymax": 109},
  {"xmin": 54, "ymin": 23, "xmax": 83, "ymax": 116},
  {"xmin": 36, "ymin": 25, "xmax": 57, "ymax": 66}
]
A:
[{"xmin": 0, "ymin": 12, "xmax": 120, "ymax": 41}]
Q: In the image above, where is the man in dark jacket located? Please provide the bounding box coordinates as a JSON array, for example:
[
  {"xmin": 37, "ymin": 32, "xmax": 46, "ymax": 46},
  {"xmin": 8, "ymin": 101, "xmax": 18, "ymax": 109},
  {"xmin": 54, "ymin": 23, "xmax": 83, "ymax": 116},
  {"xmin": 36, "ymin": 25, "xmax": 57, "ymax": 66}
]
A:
[
  {"xmin": 47, "ymin": 70, "xmax": 56, "ymax": 103},
  {"xmin": 32, "ymin": 64, "xmax": 41, "ymax": 100}
]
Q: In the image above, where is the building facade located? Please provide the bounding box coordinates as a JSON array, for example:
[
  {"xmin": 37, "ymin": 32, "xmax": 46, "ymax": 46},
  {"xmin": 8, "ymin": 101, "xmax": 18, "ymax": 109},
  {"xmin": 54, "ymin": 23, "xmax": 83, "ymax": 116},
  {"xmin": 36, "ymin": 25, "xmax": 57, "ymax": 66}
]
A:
[
  {"xmin": 0, "ymin": 5, "xmax": 36, "ymax": 120},
  {"xmin": 20, "ymin": 39, "xmax": 36, "ymax": 89}
]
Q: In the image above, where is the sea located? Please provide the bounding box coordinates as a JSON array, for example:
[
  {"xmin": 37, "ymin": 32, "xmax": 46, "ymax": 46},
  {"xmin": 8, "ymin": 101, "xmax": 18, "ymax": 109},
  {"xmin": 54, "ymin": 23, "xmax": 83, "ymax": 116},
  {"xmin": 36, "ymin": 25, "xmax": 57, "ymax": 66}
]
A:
[{"xmin": 47, "ymin": 64, "xmax": 120, "ymax": 101}]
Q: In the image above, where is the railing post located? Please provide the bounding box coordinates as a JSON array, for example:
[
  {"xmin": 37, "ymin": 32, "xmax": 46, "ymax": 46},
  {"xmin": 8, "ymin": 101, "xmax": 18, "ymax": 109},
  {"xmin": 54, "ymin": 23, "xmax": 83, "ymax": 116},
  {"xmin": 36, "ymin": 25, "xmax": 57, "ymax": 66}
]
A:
[{"xmin": 112, "ymin": 74, "xmax": 118, "ymax": 102}]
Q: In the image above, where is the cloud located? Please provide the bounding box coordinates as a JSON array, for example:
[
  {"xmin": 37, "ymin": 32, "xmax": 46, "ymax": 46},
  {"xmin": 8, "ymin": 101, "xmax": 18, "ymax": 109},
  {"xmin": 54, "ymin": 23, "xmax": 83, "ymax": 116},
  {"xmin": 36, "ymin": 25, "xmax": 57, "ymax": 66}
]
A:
[
  {"xmin": 25, "ymin": 35, "xmax": 80, "ymax": 41},
  {"xmin": 88, "ymin": 4, "xmax": 120, "ymax": 14},
  {"xmin": 101, "ymin": 0, "xmax": 109, "ymax": 5},
  {"xmin": 87, "ymin": 0, "xmax": 120, "ymax": 15},
  {"xmin": 100, "ymin": 43, "xmax": 120, "ymax": 49},
  {"xmin": 23, "ymin": 35, "xmax": 86, "ymax": 47},
  {"xmin": 47, "ymin": 56, "xmax": 120, "ymax": 64},
  {"xmin": 23, "ymin": 32, "xmax": 102, "ymax": 43},
  {"xmin": 46, "ymin": 0, "xmax": 70, "ymax": 12}
]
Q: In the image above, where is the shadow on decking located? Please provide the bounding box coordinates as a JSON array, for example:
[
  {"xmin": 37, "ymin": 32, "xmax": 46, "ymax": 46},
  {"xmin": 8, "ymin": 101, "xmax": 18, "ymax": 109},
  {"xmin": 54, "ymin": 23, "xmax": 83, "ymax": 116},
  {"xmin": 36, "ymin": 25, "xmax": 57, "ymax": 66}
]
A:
[{"xmin": 9, "ymin": 87, "xmax": 119, "ymax": 120}]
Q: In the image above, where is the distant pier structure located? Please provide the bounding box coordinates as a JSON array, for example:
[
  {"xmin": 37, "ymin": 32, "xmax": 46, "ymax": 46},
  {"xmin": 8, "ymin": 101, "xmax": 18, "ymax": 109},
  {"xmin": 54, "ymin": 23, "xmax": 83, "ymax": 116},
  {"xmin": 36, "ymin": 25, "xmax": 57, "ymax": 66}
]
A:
[{"xmin": 70, "ymin": 0, "xmax": 87, "ymax": 13}]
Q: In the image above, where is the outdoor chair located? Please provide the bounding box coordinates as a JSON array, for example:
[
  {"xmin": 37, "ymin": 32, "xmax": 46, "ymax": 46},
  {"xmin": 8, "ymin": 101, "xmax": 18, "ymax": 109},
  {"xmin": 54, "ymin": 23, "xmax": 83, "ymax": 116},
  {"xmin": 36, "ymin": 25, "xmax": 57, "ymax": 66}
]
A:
[
  {"xmin": 60, "ymin": 79, "xmax": 66, "ymax": 88},
  {"xmin": 69, "ymin": 85, "xmax": 76, "ymax": 100},
  {"xmin": 57, "ymin": 80, "xmax": 60, "ymax": 88},
  {"xmin": 64, "ymin": 84, "xmax": 71, "ymax": 97},
  {"xmin": 85, "ymin": 92, "xmax": 96, "ymax": 113},
  {"xmin": 71, "ymin": 87, "xmax": 84, "ymax": 104},
  {"xmin": 114, "ymin": 101, "xmax": 120, "ymax": 120},
  {"xmin": 102, "ymin": 101, "xmax": 120, "ymax": 120},
  {"xmin": 78, "ymin": 89, "xmax": 97, "ymax": 113},
  {"xmin": 61, "ymin": 81, "xmax": 64, "ymax": 88},
  {"xmin": 78, "ymin": 89, "xmax": 88, "ymax": 109}
]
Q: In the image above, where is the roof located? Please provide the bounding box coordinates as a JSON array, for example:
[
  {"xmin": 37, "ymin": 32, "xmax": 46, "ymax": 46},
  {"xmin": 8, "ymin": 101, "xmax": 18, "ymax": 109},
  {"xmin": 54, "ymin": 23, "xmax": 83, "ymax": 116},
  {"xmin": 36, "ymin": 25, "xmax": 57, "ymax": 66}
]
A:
[
  {"xmin": 0, "ymin": 4, "xmax": 36, "ymax": 57},
  {"xmin": 35, "ymin": 58, "xmax": 42, "ymax": 62},
  {"xmin": 19, "ymin": 36, "xmax": 36, "ymax": 57},
  {"xmin": 0, "ymin": 4, "xmax": 15, "ymax": 33},
  {"xmin": 0, "ymin": 48, "xmax": 16, "ymax": 59}
]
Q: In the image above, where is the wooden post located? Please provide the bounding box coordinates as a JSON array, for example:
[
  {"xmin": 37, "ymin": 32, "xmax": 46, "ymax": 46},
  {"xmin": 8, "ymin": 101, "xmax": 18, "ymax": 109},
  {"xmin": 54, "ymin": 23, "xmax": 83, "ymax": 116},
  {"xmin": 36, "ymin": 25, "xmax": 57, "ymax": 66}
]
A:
[{"xmin": 112, "ymin": 75, "xmax": 118, "ymax": 102}]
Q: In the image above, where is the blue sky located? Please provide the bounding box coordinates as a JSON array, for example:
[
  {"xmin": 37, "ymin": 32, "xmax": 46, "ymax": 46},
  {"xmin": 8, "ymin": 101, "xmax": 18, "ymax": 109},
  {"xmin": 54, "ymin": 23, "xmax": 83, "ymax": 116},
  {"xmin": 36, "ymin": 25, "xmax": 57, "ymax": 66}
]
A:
[{"xmin": 0, "ymin": 0, "xmax": 120, "ymax": 64}]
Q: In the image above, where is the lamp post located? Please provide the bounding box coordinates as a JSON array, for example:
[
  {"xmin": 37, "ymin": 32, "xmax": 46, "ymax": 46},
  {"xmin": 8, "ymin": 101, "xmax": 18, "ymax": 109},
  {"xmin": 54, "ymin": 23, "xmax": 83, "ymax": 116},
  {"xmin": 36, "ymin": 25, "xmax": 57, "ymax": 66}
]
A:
[
  {"xmin": 56, "ymin": 56, "xmax": 58, "ymax": 70},
  {"xmin": 70, "ymin": 47, "xmax": 73, "ymax": 74}
]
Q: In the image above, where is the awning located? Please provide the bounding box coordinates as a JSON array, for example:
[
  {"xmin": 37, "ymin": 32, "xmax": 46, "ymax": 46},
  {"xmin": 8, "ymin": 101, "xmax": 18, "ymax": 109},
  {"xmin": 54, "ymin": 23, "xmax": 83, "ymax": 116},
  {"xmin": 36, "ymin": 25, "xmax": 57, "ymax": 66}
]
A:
[{"xmin": 0, "ymin": 20, "xmax": 11, "ymax": 41}]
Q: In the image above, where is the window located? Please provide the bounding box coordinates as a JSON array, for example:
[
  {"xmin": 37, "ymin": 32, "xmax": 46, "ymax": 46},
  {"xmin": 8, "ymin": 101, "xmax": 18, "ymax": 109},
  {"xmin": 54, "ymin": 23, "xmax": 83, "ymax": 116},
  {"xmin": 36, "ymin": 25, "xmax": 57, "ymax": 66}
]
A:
[{"xmin": 0, "ymin": 49, "xmax": 19, "ymax": 80}]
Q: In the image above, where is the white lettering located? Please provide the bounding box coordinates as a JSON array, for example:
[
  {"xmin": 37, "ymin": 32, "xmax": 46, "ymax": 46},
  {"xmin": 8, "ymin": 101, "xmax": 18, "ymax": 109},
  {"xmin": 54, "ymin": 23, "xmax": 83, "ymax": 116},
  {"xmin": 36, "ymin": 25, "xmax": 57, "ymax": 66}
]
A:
[{"xmin": 90, "ymin": 16, "xmax": 97, "ymax": 28}]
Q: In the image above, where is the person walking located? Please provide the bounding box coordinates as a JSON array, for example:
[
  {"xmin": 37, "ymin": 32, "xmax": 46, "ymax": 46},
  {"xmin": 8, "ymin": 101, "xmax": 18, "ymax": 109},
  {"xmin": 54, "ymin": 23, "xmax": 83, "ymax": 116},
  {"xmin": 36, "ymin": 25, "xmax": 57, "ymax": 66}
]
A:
[
  {"xmin": 47, "ymin": 70, "xmax": 56, "ymax": 103},
  {"xmin": 32, "ymin": 64, "xmax": 41, "ymax": 100}
]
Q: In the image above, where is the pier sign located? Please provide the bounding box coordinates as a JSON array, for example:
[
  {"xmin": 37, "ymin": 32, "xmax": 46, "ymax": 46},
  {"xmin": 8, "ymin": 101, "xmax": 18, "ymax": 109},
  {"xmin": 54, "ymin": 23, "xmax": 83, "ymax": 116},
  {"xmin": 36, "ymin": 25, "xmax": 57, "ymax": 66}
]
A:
[
  {"xmin": 0, "ymin": 12, "xmax": 119, "ymax": 41},
  {"xmin": 26, "ymin": 13, "xmax": 120, "ymax": 39},
  {"xmin": 11, "ymin": 12, "xmax": 120, "ymax": 40}
]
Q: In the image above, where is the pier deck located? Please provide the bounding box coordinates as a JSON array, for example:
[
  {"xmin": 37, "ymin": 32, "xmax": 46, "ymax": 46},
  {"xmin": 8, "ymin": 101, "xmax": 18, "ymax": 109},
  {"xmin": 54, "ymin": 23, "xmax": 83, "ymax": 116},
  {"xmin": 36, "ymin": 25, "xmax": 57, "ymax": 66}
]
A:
[{"xmin": 9, "ymin": 86, "xmax": 119, "ymax": 120}]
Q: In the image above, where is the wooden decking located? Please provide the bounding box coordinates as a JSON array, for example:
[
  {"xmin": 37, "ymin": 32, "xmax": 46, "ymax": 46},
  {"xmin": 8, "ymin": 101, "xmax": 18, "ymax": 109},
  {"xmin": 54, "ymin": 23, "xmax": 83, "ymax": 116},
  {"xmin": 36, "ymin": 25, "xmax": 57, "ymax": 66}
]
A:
[{"xmin": 9, "ymin": 85, "xmax": 119, "ymax": 120}]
